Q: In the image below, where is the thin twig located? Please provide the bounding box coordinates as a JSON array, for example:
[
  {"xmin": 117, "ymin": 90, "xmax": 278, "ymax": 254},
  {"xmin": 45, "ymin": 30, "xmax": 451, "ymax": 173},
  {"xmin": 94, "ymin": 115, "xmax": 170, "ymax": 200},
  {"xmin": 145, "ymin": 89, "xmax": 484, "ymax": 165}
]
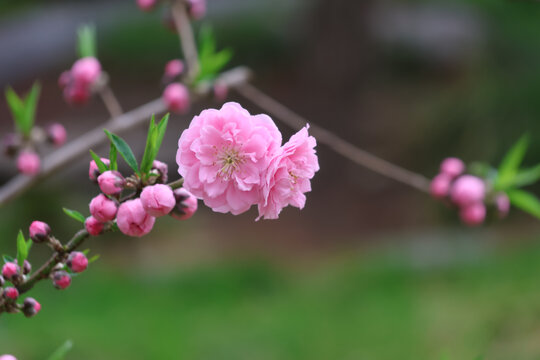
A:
[
  {"xmin": 234, "ymin": 83, "xmax": 431, "ymax": 193},
  {"xmin": 98, "ymin": 84, "xmax": 124, "ymax": 118},
  {"xmin": 171, "ymin": 0, "xmax": 199, "ymax": 82}
]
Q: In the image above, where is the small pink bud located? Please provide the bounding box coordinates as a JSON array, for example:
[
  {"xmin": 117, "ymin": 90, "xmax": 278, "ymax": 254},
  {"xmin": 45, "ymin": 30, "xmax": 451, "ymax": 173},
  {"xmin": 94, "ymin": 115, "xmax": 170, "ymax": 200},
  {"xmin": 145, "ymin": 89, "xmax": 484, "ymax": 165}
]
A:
[
  {"xmin": 71, "ymin": 57, "xmax": 102, "ymax": 86},
  {"xmin": 451, "ymin": 175, "xmax": 486, "ymax": 207},
  {"xmin": 430, "ymin": 174, "xmax": 451, "ymax": 199},
  {"xmin": 98, "ymin": 170, "xmax": 125, "ymax": 195},
  {"xmin": 117, "ymin": 199, "xmax": 156, "ymax": 237},
  {"xmin": 151, "ymin": 160, "xmax": 168, "ymax": 183},
  {"xmin": 171, "ymin": 188, "xmax": 198, "ymax": 220},
  {"xmin": 137, "ymin": 0, "xmax": 157, "ymax": 12},
  {"xmin": 89, "ymin": 158, "xmax": 111, "ymax": 181},
  {"xmin": 89, "ymin": 194, "xmax": 118, "ymax": 222},
  {"xmin": 46, "ymin": 123, "xmax": 67, "ymax": 147},
  {"xmin": 23, "ymin": 260, "xmax": 31, "ymax": 275},
  {"xmin": 460, "ymin": 202, "xmax": 486, "ymax": 226},
  {"xmin": 188, "ymin": 0, "xmax": 206, "ymax": 19},
  {"xmin": 67, "ymin": 252, "xmax": 88, "ymax": 273},
  {"xmin": 213, "ymin": 82, "xmax": 228, "ymax": 102},
  {"xmin": 163, "ymin": 83, "xmax": 190, "ymax": 113},
  {"xmin": 0, "ymin": 355, "xmax": 17, "ymax": 360},
  {"xmin": 52, "ymin": 271, "xmax": 71, "ymax": 290},
  {"xmin": 85, "ymin": 216, "xmax": 104, "ymax": 236},
  {"xmin": 496, "ymin": 193, "xmax": 510, "ymax": 219},
  {"xmin": 58, "ymin": 70, "xmax": 71, "ymax": 89},
  {"xmin": 63, "ymin": 83, "xmax": 91, "ymax": 105},
  {"xmin": 440, "ymin": 157, "xmax": 465, "ymax": 178},
  {"xmin": 29, "ymin": 221, "xmax": 51, "ymax": 243},
  {"xmin": 22, "ymin": 297, "xmax": 41, "ymax": 317},
  {"xmin": 140, "ymin": 184, "xmax": 176, "ymax": 217},
  {"xmin": 17, "ymin": 151, "xmax": 40, "ymax": 176},
  {"xmin": 2, "ymin": 262, "xmax": 20, "ymax": 280},
  {"xmin": 2, "ymin": 133, "xmax": 20, "ymax": 157},
  {"xmin": 4, "ymin": 287, "xmax": 19, "ymax": 300},
  {"xmin": 164, "ymin": 59, "xmax": 184, "ymax": 79}
]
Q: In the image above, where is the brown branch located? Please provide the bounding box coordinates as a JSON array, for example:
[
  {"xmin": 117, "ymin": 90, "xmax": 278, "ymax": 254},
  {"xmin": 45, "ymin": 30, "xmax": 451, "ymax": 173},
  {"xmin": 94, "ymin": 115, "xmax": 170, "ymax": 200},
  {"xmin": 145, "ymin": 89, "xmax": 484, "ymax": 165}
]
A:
[
  {"xmin": 171, "ymin": 0, "xmax": 199, "ymax": 83},
  {"xmin": 234, "ymin": 83, "xmax": 431, "ymax": 193},
  {"xmin": 98, "ymin": 84, "xmax": 124, "ymax": 119}
]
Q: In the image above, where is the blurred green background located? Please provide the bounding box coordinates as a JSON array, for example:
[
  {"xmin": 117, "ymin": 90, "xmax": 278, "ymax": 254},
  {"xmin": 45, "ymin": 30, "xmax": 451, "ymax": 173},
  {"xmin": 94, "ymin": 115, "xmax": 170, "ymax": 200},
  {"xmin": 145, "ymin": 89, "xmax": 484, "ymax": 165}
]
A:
[{"xmin": 2, "ymin": 0, "xmax": 540, "ymax": 358}]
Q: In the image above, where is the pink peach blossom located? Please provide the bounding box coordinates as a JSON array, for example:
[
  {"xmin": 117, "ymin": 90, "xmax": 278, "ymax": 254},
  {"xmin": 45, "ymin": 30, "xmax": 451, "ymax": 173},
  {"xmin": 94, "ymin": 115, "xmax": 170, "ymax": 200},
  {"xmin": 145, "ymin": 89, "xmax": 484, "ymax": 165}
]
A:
[
  {"xmin": 89, "ymin": 194, "xmax": 118, "ymax": 222},
  {"xmin": 430, "ymin": 174, "xmax": 451, "ymax": 199},
  {"xmin": 440, "ymin": 157, "xmax": 465, "ymax": 178},
  {"xmin": 170, "ymin": 188, "xmax": 198, "ymax": 220},
  {"xmin": 257, "ymin": 126, "xmax": 319, "ymax": 220},
  {"xmin": 116, "ymin": 199, "xmax": 156, "ymax": 237},
  {"xmin": 140, "ymin": 184, "xmax": 176, "ymax": 217},
  {"xmin": 17, "ymin": 151, "xmax": 40, "ymax": 175},
  {"xmin": 451, "ymin": 175, "xmax": 485, "ymax": 207},
  {"xmin": 176, "ymin": 102, "xmax": 282, "ymax": 215}
]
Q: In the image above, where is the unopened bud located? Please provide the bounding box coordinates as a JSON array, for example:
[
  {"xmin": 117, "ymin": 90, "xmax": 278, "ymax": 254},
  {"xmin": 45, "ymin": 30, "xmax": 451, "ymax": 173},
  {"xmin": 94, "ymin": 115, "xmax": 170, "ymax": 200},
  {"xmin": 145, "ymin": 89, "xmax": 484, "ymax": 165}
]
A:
[
  {"xmin": 4, "ymin": 287, "xmax": 19, "ymax": 300},
  {"xmin": 17, "ymin": 151, "xmax": 40, "ymax": 176},
  {"xmin": 171, "ymin": 188, "xmax": 198, "ymax": 220},
  {"xmin": 22, "ymin": 297, "xmax": 41, "ymax": 318},
  {"xmin": 85, "ymin": 216, "xmax": 104, "ymax": 236},
  {"xmin": 151, "ymin": 160, "xmax": 168, "ymax": 183},
  {"xmin": 52, "ymin": 271, "xmax": 71, "ymax": 290},
  {"xmin": 98, "ymin": 171, "xmax": 125, "ymax": 195},
  {"xmin": 2, "ymin": 262, "xmax": 20, "ymax": 280},
  {"xmin": 67, "ymin": 252, "xmax": 88, "ymax": 273},
  {"xmin": 29, "ymin": 220, "xmax": 51, "ymax": 243},
  {"xmin": 23, "ymin": 260, "xmax": 31, "ymax": 275},
  {"xmin": 46, "ymin": 123, "xmax": 67, "ymax": 147}
]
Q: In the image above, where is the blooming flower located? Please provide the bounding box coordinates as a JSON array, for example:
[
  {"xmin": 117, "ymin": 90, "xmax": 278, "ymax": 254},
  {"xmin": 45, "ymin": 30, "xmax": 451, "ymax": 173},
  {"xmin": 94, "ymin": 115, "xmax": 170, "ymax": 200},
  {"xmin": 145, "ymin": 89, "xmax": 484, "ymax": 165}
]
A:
[
  {"xmin": 177, "ymin": 102, "xmax": 282, "ymax": 214},
  {"xmin": 257, "ymin": 126, "xmax": 319, "ymax": 220},
  {"xmin": 116, "ymin": 199, "xmax": 156, "ymax": 237}
]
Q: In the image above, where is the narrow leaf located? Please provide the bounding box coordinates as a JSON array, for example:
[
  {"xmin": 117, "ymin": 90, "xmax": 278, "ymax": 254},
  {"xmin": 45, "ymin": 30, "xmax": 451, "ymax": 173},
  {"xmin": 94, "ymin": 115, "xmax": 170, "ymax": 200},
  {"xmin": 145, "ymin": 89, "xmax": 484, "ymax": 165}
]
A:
[
  {"xmin": 512, "ymin": 163, "xmax": 540, "ymax": 188},
  {"xmin": 109, "ymin": 142, "xmax": 118, "ymax": 171},
  {"xmin": 3, "ymin": 255, "xmax": 15, "ymax": 264},
  {"xmin": 5, "ymin": 87, "xmax": 25, "ymax": 133},
  {"xmin": 89, "ymin": 150, "xmax": 108, "ymax": 173},
  {"xmin": 22, "ymin": 82, "xmax": 41, "ymax": 135},
  {"xmin": 104, "ymin": 130, "xmax": 139, "ymax": 174},
  {"xmin": 63, "ymin": 208, "xmax": 86, "ymax": 223},
  {"xmin": 497, "ymin": 134, "xmax": 530, "ymax": 188},
  {"xmin": 77, "ymin": 24, "xmax": 97, "ymax": 58},
  {"xmin": 507, "ymin": 189, "xmax": 540, "ymax": 219},
  {"xmin": 88, "ymin": 254, "xmax": 100, "ymax": 264},
  {"xmin": 47, "ymin": 340, "xmax": 74, "ymax": 360},
  {"xmin": 140, "ymin": 115, "xmax": 158, "ymax": 174},
  {"xmin": 16, "ymin": 231, "xmax": 28, "ymax": 267}
]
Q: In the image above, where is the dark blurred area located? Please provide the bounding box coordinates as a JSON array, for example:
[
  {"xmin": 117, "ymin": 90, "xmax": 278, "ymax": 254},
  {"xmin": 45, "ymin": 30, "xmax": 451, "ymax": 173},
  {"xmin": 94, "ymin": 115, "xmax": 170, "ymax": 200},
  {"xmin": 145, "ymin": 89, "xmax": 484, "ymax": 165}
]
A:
[{"xmin": 2, "ymin": 0, "xmax": 540, "ymax": 358}]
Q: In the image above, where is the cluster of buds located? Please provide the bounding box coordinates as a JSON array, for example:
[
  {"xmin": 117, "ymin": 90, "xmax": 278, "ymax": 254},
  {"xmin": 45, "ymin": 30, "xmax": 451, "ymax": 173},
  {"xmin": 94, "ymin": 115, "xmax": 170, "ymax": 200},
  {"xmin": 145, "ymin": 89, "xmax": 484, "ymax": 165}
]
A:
[
  {"xmin": 137, "ymin": 0, "xmax": 207, "ymax": 20},
  {"xmin": 59, "ymin": 57, "xmax": 102, "ymax": 105},
  {"xmin": 85, "ymin": 159, "xmax": 198, "ymax": 237},
  {"xmin": 0, "ymin": 257, "xmax": 40, "ymax": 317},
  {"xmin": 2, "ymin": 124, "xmax": 67, "ymax": 176},
  {"xmin": 431, "ymin": 157, "xmax": 510, "ymax": 226}
]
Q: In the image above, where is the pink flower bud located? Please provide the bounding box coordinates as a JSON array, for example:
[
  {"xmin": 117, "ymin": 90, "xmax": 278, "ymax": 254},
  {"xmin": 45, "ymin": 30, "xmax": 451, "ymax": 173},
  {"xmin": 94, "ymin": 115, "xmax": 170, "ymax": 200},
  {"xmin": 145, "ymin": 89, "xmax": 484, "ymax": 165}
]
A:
[
  {"xmin": 23, "ymin": 260, "xmax": 31, "ymax": 275},
  {"xmin": 46, "ymin": 123, "xmax": 67, "ymax": 147},
  {"xmin": 496, "ymin": 193, "xmax": 510, "ymax": 219},
  {"xmin": 140, "ymin": 184, "xmax": 176, "ymax": 217},
  {"xmin": 2, "ymin": 133, "xmax": 20, "ymax": 157},
  {"xmin": 451, "ymin": 175, "xmax": 485, "ymax": 207},
  {"xmin": 440, "ymin": 157, "xmax": 465, "ymax": 178},
  {"xmin": 213, "ymin": 82, "xmax": 228, "ymax": 102},
  {"xmin": 67, "ymin": 252, "xmax": 88, "ymax": 273},
  {"xmin": 89, "ymin": 194, "xmax": 118, "ymax": 222},
  {"xmin": 2, "ymin": 262, "xmax": 20, "ymax": 280},
  {"xmin": 89, "ymin": 158, "xmax": 111, "ymax": 181},
  {"xmin": 117, "ymin": 199, "xmax": 156, "ymax": 237},
  {"xmin": 0, "ymin": 355, "xmax": 17, "ymax": 360},
  {"xmin": 98, "ymin": 171, "xmax": 125, "ymax": 195},
  {"xmin": 63, "ymin": 83, "xmax": 91, "ymax": 105},
  {"xmin": 430, "ymin": 174, "xmax": 451, "ymax": 199},
  {"xmin": 137, "ymin": 0, "xmax": 157, "ymax": 12},
  {"xmin": 151, "ymin": 160, "xmax": 168, "ymax": 183},
  {"xmin": 85, "ymin": 216, "xmax": 104, "ymax": 236},
  {"xmin": 460, "ymin": 202, "xmax": 486, "ymax": 226},
  {"xmin": 22, "ymin": 297, "xmax": 41, "ymax": 318},
  {"xmin": 71, "ymin": 57, "xmax": 102, "ymax": 86},
  {"xmin": 164, "ymin": 59, "xmax": 184, "ymax": 79},
  {"xmin": 58, "ymin": 70, "xmax": 71, "ymax": 89},
  {"xmin": 163, "ymin": 83, "xmax": 189, "ymax": 113},
  {"xmin": 188, "ymin": 0, "xmax": 206, "ymax": 19},
  {"xmin": 29, "ymin": 220, "xmax": 51, "ymax": 243},
  {"xmin": 4, "ymin": 287, "xmax": 18, "ymax": 300},
  {"xmin": 52, "ymin": 271, "xmax": 71, "ymax": 290},
  {"xmin": 170, "ymin": 188, "xmax": 198, "ymax": 220},
  {"xmin": 17, "ymin": 151, "xmax": 40, "ymax": 175}
]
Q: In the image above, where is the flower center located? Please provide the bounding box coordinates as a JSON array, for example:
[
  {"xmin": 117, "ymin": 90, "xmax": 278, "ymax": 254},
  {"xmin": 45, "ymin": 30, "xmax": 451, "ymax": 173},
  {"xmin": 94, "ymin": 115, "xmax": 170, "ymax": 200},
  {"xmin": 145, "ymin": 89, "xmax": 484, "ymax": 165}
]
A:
[{"xmin": 216, "ymin": 147, "xmax": 244, "ymax": 180}]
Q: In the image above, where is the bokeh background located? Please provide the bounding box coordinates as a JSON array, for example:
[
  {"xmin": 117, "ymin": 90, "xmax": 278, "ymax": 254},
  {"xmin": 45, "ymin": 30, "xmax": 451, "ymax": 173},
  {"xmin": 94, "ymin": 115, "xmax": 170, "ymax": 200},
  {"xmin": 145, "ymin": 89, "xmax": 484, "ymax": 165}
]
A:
[{"xmin": 2, "ymin": 0, "xmax": 540, "ymax": 358}]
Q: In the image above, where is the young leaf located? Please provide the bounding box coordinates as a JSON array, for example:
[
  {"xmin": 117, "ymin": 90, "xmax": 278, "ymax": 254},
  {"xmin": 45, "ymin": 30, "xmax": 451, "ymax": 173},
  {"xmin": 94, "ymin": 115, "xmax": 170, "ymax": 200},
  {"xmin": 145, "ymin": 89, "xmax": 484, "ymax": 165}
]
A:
[
  {"xmin": 63, "ymin": 208, "xmax": 86, "ymax": 223},
  {"xmin": 104, "ymin": 130, "xmax": 139, "ymax": 174},
  {"xmin": 3, "ymin": 255, "xmax": 15, "ymax": 264},
  {"xmin": 140, "ymin": 115, "xmax": 158, "ymax": 174},
  {"xmin": 196, "ymin": 25, "xmax": 233, "ymax": 82},
  {"xmin": 16, "ymin": 230, "xmax": 28, "ymax": 267},
  {"xmin": 507, "ymin": 189, "xmax": 540, "ymax": 219},
  {"xmin": 47, "ymin": 340, "xmax": 74, "ymax": 360},
  {"xmin": 22, "ymin": 82, "xmax": 41, "ymax": 135},
  {"xmin": 109, "ymin": 142, "xmax": 118, "ymax": 171},
  {"xmin": 511, "ymin": 163, "xmax": 540, "ymax": 188},
  {"xmin": 77, "ymin": 24, "xmax": 97, "ymax": 58},
  {"xmin": 496, "ymin": 134, "xmax": 530, "ymax": 189},
  {"xmin": 5, "ymin": 87, "xmax": 25, "ymax": 133},
  {"xmin": 88, "ymin": 254, "xmax": 100, "ymax": 264},
  {"xmin": 154, "ymin": 114, "xmax": 169, "ymax": 159},
  {"xmin": 89, "ymin": 150, "xmax": 109, "ymax": 173}
]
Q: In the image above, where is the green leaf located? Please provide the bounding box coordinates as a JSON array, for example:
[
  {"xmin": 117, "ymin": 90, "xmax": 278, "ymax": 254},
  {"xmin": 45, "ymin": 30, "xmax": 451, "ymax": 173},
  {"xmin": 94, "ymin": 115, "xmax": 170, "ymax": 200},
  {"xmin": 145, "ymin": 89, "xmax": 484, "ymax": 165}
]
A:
[
  {"xmin": 496, "ymin": 134, "xmax": 530, "ymax": 189},
  {"xmin": 3, "ymin": 255, "xmax": 15, "ymax": 264},
  {"xmin": 22, "ymin": 82, "xmax": 41, "ymax": 135},
  {"xmin": 140, "ymin": 115, "xmax": 158, "ymax": 174},
  {"xmin": 63, "ymin": 208, "xmax": 86, "ymax": 223},
  {"xmin": 511, "ymin": 163, "xmax": 540, "ymax": 188},
  {"xmin": 88, "ymin": 254, "xmax": 100, "ymax": 264},
  {"xmin": 196, "ymin": 25, "xmax": 233, "ymax": 83},
  {"xmin": 16, "ymin": 230, "xmax": 28, "ymax": 267},
  {"xmin": 89, "ymin": 150, "xmax": 109, "ymax": 173},
  {"xmin": 104, "ymin": 130, "xmax": 139, "ymax": 175},
  {"xmin": 507, "ymin": 189, "xmax": 540, "ymax": 219},
  {"xmin": 5, "ymin": 87, "xmax": 25, "ymax": 133},
  {"xmin": 77, "ymin": 24, "xmax": 97, "ymax": 58},
  {"xmin": 109, "ymin": 142, "xmax": 118, "ymax": 171},
  {"xmin": 48, "ymin": 340, "xmax": 74, "ymax": 360}
]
